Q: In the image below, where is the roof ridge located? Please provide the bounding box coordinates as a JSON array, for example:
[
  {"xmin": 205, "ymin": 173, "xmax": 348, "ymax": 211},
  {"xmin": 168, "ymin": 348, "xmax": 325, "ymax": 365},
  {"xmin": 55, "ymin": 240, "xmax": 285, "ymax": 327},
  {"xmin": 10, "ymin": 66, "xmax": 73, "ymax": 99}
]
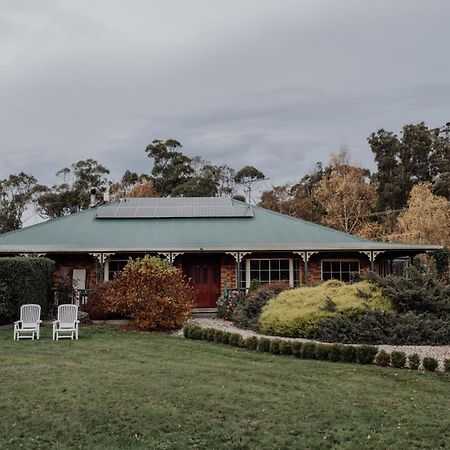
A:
[{"xmin": 232, "ymin": 199, "xmax": 370, "ymax": 243}]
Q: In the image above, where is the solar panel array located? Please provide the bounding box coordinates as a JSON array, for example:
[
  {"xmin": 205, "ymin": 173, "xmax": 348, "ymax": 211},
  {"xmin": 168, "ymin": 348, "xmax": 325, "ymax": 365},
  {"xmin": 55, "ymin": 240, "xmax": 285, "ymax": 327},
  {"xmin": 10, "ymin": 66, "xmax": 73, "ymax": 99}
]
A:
[{"xmin": 96, "ymin": 197, "xmax": 254, "ymax": 219}]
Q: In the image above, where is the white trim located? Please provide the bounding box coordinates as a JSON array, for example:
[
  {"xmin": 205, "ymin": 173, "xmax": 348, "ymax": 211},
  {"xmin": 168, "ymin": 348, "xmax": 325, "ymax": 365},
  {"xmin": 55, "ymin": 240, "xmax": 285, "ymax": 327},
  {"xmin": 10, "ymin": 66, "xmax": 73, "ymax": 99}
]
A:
[
  {"xmin": 244, "ymin": 258, "xmax": 294, "ymax": 288},
  {"xmin": 321, "ymin": 259, "xmax": 360, "ymax": 282},
  {"xmin": 104, "ymin": 260, "xmax": 109, "ymax": 281}
]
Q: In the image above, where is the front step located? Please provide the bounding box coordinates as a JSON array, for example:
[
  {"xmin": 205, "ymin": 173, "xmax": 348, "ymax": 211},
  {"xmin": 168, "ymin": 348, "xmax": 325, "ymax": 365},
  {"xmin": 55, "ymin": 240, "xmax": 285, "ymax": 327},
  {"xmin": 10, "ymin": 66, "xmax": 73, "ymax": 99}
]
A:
[{"xmin": 191, "ymin": 308, "xmax": 217, "ymax": 318}]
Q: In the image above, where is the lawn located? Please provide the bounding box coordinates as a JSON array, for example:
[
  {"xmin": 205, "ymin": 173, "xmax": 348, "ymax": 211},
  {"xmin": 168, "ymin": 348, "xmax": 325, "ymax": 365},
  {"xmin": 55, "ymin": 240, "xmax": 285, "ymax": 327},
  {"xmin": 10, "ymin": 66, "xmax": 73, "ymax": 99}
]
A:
[{"xmin": 0, "ymin": 326, "xmax": 448, "ymax": 450}]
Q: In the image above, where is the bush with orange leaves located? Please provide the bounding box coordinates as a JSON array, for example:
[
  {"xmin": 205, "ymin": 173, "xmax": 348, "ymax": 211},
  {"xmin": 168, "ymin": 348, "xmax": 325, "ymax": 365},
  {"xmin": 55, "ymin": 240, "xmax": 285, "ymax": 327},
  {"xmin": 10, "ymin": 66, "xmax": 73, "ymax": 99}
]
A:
[{"xmin": 104, "ymin": 256, "xmax": 195, "ymax": 331}]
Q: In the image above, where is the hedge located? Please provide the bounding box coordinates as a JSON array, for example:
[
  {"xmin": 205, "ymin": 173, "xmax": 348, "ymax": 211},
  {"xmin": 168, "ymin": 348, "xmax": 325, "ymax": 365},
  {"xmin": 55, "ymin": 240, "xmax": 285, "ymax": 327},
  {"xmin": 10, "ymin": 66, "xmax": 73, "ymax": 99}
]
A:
[{"xmin": 0, "ymin": 257, "xmax": 54, "ymax": 324}]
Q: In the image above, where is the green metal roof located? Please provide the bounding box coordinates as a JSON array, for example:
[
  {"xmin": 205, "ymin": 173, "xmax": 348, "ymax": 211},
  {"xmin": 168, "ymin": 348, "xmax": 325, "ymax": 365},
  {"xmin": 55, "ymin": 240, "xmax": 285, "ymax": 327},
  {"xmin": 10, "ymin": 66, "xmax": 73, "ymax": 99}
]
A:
[{"xmin": 0, "ymin": 199, "xmax": 440, "ymax": 253}]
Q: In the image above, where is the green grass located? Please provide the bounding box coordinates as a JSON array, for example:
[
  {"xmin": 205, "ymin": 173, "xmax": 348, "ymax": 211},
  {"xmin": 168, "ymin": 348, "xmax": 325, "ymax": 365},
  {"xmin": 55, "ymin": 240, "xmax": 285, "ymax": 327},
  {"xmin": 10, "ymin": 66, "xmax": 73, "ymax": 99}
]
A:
[
  {"xmin": 259, "ymin": 280, "xmax": 391, "ymax": 336},
  {"xmin": 0, "ymin": 326, "xmax": 448, "ymax": 450}
]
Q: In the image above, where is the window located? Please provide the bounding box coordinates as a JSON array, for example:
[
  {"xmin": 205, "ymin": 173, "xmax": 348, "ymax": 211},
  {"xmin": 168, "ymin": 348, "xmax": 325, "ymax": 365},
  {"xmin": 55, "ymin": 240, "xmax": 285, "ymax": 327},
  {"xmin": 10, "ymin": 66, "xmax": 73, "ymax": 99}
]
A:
[
  {"xmin": 241, "ymin": 259, "xmax": 300, "ymax": 288},
  {"xmin": 321, "ymin": 260, "xmax": 359, "ymax": 282},
  {"xmin": 107, "ymin": 259, "xmax": 129, "ymax": 280}
]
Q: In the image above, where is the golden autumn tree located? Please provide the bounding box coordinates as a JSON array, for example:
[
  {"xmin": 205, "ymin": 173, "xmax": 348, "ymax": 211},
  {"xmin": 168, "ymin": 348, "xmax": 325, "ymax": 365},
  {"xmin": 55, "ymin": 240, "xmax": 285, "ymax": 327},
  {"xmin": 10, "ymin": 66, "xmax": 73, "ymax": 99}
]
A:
[
  {"xmin": 390, "ymin": 182, "xmax": 450, "ymax": 247},
  {"xmin": 313, "ymin": 148, "xmax": 377, "ymax": 234}
]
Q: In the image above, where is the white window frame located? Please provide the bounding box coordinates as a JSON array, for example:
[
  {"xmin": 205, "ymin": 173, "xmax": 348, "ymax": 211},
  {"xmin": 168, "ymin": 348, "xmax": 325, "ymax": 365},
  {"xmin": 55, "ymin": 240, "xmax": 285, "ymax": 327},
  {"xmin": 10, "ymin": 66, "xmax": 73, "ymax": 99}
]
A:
[
  {"xmin": 321, "ymin": 259, "xmax": 360, "ymax": 282},
  {"xmin": 104, "ymin": 258, "xmax": 130, "ymax": 281},
  {"xmin": 245, "ymin": 258, "xmax": 294, "ymax": 288}
]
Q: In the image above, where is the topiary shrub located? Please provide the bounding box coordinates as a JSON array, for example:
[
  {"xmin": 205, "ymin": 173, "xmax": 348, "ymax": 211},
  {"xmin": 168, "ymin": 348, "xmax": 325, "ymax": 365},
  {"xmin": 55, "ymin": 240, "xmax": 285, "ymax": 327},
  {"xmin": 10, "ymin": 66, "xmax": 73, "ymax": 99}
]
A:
[
  {"xmin": 391, "ymin": 351, "xmax": 407, "ymax": 368},
  {"xmin": 339, "ymin": 345, "xmax": 356, "ymax": 363},
  {"xmin": 408, "ymin": 353, "xmax": 421, "ymax": 370},
  {"xmin": 375, "ymin": 350, "xmax": 391, "ymax": 367},
  {"xmin": 245, "ymin": 336, "xmax": 258, "ymax": 351},
  {"xmin": 257, "ymin": 337, "xmax": 271, "ymax": 352},
  {"xmin": 102, "ymin": 256, "xmax": 195, "ymax": 331},
  {"xmin": 279, "ymin": 340, "xmax": 293, "ymax": 356},
  {"xmin": 192, "ymin": 326, "xmax": 204, "ymax": 340},
  {"xmin": 422, "ymin": 357, "xmax": 439, "ymax": 372},
  {"xmin": 328, "ymin": 344, "xmax": 342, "ymax": 362},
  {"xmin": 221, "ymin": 332, "xmax": 231, "ymax": 345},
  {"xmin": 315, "ymin": 344, "xmax": 330, "ymax": 361},
  {"xmin": 206, "ymin": 328, "xmax": 216, "ymax": 342},
  {"xmin": 213, "ymin": 329, "xmax": 224, "ymax": 343},
  {"xmin": 229, "ymin": 333, "xmax": 241, "ymax": 347},
  {"xmin": 444, "ymin": 359, "xmax": 450, "ymax": 373},
  {"xmin": 301, "ymin": 342, "xmax": 317, "ymax": 359},
  {"xmin": 0, "ymin": 257, "xmax": 55, "ymax": 324},
  {"xmin": 291, "ymin": 341, "xmax": 303, "ymax": 357},
  {"xmin": 183, "ymin": 324, "xmax": 192, "ymax": 338},
  {"xmin": 201, "ymin": 328, "xmax": 209, "ymax": 340},
  {"xmin": 355, "ymin": 345, "xmax": 378, "ymax": 364},
  {"xmin": 269, "ymin": 339, "xmax": 282, "ymax": 355}
]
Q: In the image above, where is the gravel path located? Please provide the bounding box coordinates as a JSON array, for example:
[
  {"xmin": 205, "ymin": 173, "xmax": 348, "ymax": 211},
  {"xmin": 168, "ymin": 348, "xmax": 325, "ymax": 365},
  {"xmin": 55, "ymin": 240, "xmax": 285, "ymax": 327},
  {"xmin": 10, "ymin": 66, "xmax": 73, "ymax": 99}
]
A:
[{"xmin": 187, "ymin": 317, "xmax": 450, "ymax": 370}]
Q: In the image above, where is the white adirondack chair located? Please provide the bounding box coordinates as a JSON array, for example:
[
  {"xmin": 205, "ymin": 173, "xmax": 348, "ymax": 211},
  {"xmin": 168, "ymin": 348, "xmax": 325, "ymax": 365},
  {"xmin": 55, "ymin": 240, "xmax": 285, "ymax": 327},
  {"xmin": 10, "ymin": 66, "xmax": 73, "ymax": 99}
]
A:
[
  {"xmin": 13, "ymin": 304, "xmax": 42, "ymax": 340},
  {"xmin": 53, "ymin": 304, "xmax": 79, "ymax": 340}
]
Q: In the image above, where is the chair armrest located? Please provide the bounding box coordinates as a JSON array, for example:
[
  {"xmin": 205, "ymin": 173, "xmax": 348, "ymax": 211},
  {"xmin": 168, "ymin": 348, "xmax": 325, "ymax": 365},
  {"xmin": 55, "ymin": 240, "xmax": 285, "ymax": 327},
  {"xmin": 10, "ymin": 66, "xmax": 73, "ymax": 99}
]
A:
[
  {"xmin": 14, "ymin": 320, "xmax": 22, "ymax": 325},
  {"xmin": 52, "ymin": 320, "xmax": 60, "ymax": 325},
  {"xmin": 75, "ymin": 320, "xmax": 80, "ymax": 324},
  {"xmin": 37, "ymin": 320, "xmax": 42, "ymax": 324}
]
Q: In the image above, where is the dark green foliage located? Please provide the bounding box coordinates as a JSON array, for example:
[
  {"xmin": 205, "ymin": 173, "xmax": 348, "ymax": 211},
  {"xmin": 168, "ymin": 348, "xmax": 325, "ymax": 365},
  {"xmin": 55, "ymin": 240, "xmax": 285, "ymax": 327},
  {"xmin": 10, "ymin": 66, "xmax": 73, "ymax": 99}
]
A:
[
  {"xmin": 221, "ymin": 332, "xmax": 231, "ymax": 345},
  {"xmin": 291, "ymin": 341, "xmax": 303, "ymax": 357},
  {"xmin": 257, "ymin": 337, "xmax": 271, "ymax": 352},
  {"xmin": 201, "ymin": 328, "xmax": 209, "ymax": 340},
  {"xmin": 422, "ymin": 357, "xmax": 439, "ymax": 372},
  {"xmin": 391, "ymin": 351, "xmax": 407, "ymax": 368},
  {"xmin": 229, "ymin": 333, "xmax": 241, "ymax": 347},
  {"xmin": 244, "ymin": 336, "xmax": 258, "ymax": 351},
  {"xmin": 339, "ymin": 345, "xmax": 356, "ymax": 363},
  {"xmin": 269, "ymin": 339, "xmax": 281, "ymax": 355},
  {"xmin": 355, "ymin": 345, "xmax": 378, "ymax": 365},
  {"xmin": 301, "ymin": 342, "xmax": 317, "ymax": 359},
  {"xmin": 375, "ymin": 350, "xmax": 391, "ymax": 367},
  {"xmin": 321, "ymin": 297, "xmax": 337, "ymax": 312},
  {"xmin": 408, "ymin": 354, "xmax": 421, "ymax": 370},
  {"xmin": 0, "ymin": 257, "xmax": 55, "ymax": 324},
  {"xmin": 429, "ymin": 249, "xmax": 450, "ymax": 282},
  {"xmin": 444, "ymin": 359, "xmax": 450, "ymax": 373},
  {"xmin": 213, "ymin": 329, "xmax": 224, "ymax": 343},
  {"xmin": 279, "ymin": 340, "xmax": 293, "ymax": 356},
  {"xmin": 315, "ymin": 344, "xmax": 330, "ymax": 361},
  {"xmin": 206, "ymin": 328, "xmax": 216, "ymax": 342},
  {"xmin": 328, "ymin": 344, "xmax": 342, "ymax": 362},
  {"xmin": 183, "ymin": 325, "xmax": 191, "ymax": 338},
  {"xmin": 216, "ymin": 292, "xmax": 242, "ymax": 320}
]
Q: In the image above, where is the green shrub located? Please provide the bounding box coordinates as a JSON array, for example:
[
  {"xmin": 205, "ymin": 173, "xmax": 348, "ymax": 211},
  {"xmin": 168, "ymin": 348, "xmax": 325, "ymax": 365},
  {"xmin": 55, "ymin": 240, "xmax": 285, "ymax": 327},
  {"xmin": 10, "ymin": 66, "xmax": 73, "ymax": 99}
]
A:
[
  {"xmin": 391, "ymin": 351, "xmax": 407, "ymax": 368},
  {"xmin": 245, "ymin": 336, "xmax": 258, "ymax": 351},
  {"xmin": 375, "ymin": 350, "xmax": 391, "ymax": 367},
  {"xmin": 221, "ymin": 332, "xmax": 231, "ymax": 345},
  {"xmin": 257, "ymin": 337, "xmax": 271, "ymax": 352},
  {"xmin": 229, "ymin": 333, "xmax": 241, "ymax": 347},
  {"xmin": 0, "ymin": 257, "xmax": 55, "ymax": 324},
  {"xmin": 216, "ymin": 290, "xmax": 243, "ymax": 320},
  {"xmin": 183, "ymin": 325, "xmax": 191, "ymax": 338},
  {"xmin": 422, "ymin": 357, "xmax": 439, "ymax": 372},
  {"xmin": 269, "ymin": 339, "xmax": 282, "ymax": 355},
  {"xmin": 301, "ymin": 342, "xmax": 317, "ymax": 359},
  {"xmin": 339, "ymin": 345, "xmax": 356, "ymax": 363},
  {"xmin": 315, "ymin": 344, "xmax": 330, "ymax": 361},
  {"xmin": 408, "ymin": 353, "xmax": 420, "ymax": 370},
  {"xmin": 258, "ymin": 281, "xmax": 390, "ymax": 338},
  {"xmin": 206, "ymin": 328, "xmax": 216, "ymax": 342},
  {"xmin": 213, "ymin": 329, "xmax": 224, "ymax": 343},
  {"xmin": 279, "ymin": 340, "xmax": 293, "ymax": 355},
  {"xmin": 201, "ymin": 328, "xmax": 209, "ymax": 340},
  {"xmin": 444, "ymin": 359, "xmax": 450, "ymax": 373},
  {"xmin": 355, "ymin": 345, "xmax": 378, "ymax": 364},
  {"xmin": 328, "ymin": 344, "xmax": 342, "ymax": 362},
  {"xmin": 291, "ymin": 341, "xmax": 303, "ymax": 357}
]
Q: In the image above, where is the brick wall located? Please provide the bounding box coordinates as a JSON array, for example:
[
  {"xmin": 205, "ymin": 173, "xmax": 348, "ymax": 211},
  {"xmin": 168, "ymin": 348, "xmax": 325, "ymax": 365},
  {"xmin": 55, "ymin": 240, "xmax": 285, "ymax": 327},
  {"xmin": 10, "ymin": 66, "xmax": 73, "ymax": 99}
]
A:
[
  {"xmin": 51, "ymin": 253, "xmax": 98, "ymax": 289},
  {"xmin": 220, "ymin": 254, "xmax": 236, "ymax": 291}
]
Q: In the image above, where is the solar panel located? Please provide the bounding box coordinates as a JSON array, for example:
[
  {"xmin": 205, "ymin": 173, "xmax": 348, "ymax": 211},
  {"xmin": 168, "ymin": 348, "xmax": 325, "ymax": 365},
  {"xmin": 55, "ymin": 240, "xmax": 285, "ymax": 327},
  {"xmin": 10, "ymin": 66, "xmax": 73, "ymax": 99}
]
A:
[{"xmin": 96, "ymin": 197, "xmax": 254, "ymax": 219}]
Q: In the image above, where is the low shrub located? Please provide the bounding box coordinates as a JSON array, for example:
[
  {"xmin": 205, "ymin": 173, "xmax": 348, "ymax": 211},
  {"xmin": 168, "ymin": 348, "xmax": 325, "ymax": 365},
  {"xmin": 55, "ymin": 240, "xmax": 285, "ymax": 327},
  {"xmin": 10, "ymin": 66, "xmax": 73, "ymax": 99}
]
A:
[
  {"xmin": 201, "ymin": 328, "xmax": 209, "ymax": 340},
  {"xmin": 339, "ymin": 345, "xmax": 356, "ymax": 363},
  {"xmin": 279, "ymin": 340, "xmax": 293, "ymax": 356},
  {"xmin": 291, "ymin": 341, "xmax": 303, "ymax": 357},
  {"xmin": 221, "ymin": 332, "xmax": 231, "ymax": 345},
  {"xmin": 301, "ymin": 342, "xmax": 317, "ymax": 359},
  {"xmin": 269, "ymin": 339, "xmax": 282, "ymax": 355},
  {"xmin": 216, "ymin": 290, "xmax": 243, "ymax": 320},
  {"xmin": 328, "ymin": 344, "xmax": 342, "ymax": 362},
  {"xmin": 84, "ymin": 282, "xmax": 123, "ymax": 320},
  {"xmin": 245, "ymin": 336, "xmax": 258, "ymax": 351},
  {"xmin": 422, "ymin": 357, "xmax": 439, "ymax": 372},
  {"xmin": 183, "ymin": 325, "xmax": 191, "ymax": 338},
  {"xmin": 444, "ymin": 359, "xmax": 450, "ymax": 373},
  {"xmin": 408, "ymin": 353, "xmax": 421, "ymax": 370},
  {"xmin": 375, "ymin": 350, "xmax": 391, "ymax": 367},
  {"xmin": 213, "ymin": 330, "xmax": 224, "ymax": 343},
  {"xmin": 229, "ymin": 333, "xmax": 241, "ymax": 347},
  {"xmin": 103, "ymin": 256, "xmax": 195, "ymax": 331},
  {"xmin": 391, "ymin": 351, "xmax": 407, "ymax": 368},
  {"xmin": 206, "ymin": 328, "xmax": 216, "ymax": 342},
  {"xmin": 257, "ymin": 337, "xmax": 271, "ymax": 352},
  {"xmin": 315, "ymin": 344, "xmax": 330, "ymax": 361},
  {"xmin": 355, "ymin": 345, "xmax": 378, "ymax": 365}
]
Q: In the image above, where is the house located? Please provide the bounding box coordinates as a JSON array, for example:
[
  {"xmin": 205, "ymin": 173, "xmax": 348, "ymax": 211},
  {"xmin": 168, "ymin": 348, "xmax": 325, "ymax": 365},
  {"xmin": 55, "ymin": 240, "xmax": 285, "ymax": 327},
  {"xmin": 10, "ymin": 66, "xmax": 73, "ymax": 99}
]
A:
[{"xmin": 0, "ymin": 197, "xmax": 440, "ymax": 308}]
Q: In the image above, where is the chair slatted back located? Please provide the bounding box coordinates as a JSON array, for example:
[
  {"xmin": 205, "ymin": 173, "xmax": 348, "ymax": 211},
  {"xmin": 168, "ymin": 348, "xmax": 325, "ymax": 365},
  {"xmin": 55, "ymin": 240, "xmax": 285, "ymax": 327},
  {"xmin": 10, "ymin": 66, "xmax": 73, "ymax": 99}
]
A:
[
  {"xmin": 20, "ymin": 304, "xmax": 41, "ymax": 327},
  {"xmin": 58, "ymin": 304, "xmax": 78, "ymax": 326}
]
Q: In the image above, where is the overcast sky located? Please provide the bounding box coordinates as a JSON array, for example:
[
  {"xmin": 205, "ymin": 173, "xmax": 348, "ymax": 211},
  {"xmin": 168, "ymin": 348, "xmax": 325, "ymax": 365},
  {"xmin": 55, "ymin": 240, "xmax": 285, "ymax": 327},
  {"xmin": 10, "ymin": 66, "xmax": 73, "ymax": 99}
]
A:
[{"xmin": 1, "ymin": 0, "xmax": 450, "ymax": 193}]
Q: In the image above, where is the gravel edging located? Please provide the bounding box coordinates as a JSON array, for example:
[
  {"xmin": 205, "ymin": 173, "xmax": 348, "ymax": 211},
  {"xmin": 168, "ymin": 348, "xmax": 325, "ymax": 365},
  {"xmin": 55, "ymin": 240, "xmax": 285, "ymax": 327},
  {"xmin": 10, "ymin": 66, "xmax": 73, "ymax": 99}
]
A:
[{"xmin": 186, "ymin": 318, "xmax": 450, "ymax": 370}]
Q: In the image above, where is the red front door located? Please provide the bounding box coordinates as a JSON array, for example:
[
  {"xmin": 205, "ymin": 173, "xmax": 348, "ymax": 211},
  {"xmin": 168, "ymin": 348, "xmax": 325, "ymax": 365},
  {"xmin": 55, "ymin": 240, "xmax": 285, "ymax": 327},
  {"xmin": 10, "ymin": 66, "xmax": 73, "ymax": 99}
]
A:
[{"xmin": 183, "ymin": 257, "xmax": 221, "ymax": 308}]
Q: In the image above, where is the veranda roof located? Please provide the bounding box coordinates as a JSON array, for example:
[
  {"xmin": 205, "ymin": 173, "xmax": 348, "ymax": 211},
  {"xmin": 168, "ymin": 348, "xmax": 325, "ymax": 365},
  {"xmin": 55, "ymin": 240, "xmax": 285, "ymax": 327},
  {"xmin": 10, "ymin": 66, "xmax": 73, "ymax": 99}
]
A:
[{"xmin": 0, "ymin": 198, "xmax": 441, "ymax": 253}]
